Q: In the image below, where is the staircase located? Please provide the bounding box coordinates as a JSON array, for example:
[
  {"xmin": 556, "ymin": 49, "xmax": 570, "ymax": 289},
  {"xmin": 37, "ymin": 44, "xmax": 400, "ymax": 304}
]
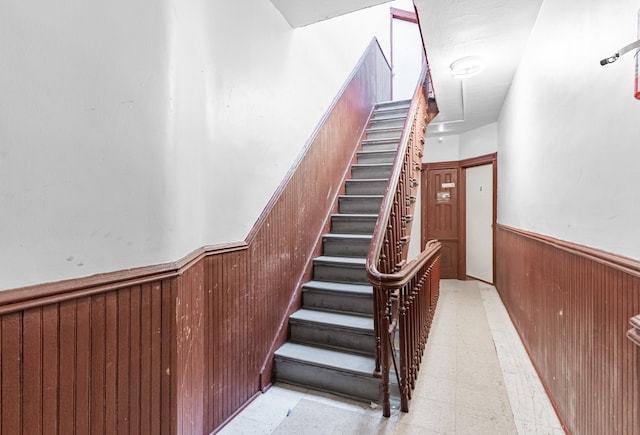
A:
[{"xmin": 274, "ymin": 99, "xmax": 411, "ymax": 403}]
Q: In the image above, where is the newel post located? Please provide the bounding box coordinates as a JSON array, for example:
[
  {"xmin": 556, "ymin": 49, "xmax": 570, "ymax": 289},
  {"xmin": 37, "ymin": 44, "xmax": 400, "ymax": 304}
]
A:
[{"xmin": 628, "ymin": 315, "xmax": 640, "ymax": 346}]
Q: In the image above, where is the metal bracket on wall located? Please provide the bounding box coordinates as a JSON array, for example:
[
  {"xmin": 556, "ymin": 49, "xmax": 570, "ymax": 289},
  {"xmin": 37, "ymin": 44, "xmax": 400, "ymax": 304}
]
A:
[{"xmin": 600, "ymin": 39, "xmax": 640, "ymax": 65}]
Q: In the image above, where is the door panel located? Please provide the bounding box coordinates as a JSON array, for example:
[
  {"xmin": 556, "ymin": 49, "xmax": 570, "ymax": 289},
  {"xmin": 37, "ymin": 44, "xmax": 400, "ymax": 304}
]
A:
[
  {"xmin": 425, "ymin": 168, "xmax": 459, "ymax": 278},
  {"xmin": 465, "ymin": 164, "xmax": 494, "ymax": 283},
  {"xmin": 439, "ymin": 241, "xmax": 458, "ymax": 279},
  {"xmin": 428, "ymin": 169, "xmax": 458, "ymax": 238}
]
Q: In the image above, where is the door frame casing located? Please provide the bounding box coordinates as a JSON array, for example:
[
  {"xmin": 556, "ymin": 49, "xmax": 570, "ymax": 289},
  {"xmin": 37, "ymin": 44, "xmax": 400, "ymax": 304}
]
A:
[
  {"xmin": 459, "ymin": 154, "xmax": 497, "ymax": 283},
  {"xmin": 422, "ymin": 152, "xmax": 497, "ymax": 281},
  {"xmin": 389, "ymin": 7, "xmax": 418, "ymax": 100}
]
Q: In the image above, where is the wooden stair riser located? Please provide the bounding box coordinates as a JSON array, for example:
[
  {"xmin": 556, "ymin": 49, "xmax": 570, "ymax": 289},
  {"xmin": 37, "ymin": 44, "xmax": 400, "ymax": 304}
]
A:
[
  {"xmin": 338, "ymin": 196, "xmax": 383, "ymax": 214},
  {"xmin": 289, "ymin": 321, "xmax": 375, "ymax": 356},
  {"xmin": 313, "ymin": 261, "xmax": 368, "ymax": 284},
  {"xmin": 330, "ymin": 215, "xmax": 377, "ymax": 235},
  {"xmin": 345, "ymin": 179, "xmax": 387, "ymax": 196},
  {"xmin": 302, "ymin": 288, "xmax": 373, "ymax": 315},
  {"xmin": 351, "ymin": 164, "xmax": 392, "ymax": 179},
  {"xmin": 322, "ymin": 236, "xmax": 371, "ymax": 257}
]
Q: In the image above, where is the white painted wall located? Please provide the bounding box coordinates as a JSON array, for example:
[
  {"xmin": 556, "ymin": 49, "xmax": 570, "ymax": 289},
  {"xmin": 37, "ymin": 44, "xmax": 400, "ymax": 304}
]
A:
[
  {"xmin": 392, "ymin": 18, "xmax": 424, "ymax": 100},
  {"xmin": 423, "ymin": 135, "xmax": 460, "ymax": 162},
  {"xmin": 0, "ymin": 0, "xmax": 173, "ymax": 290},
  {"xmin": 498, "ymin": 0, "xmax": 640, "ymax": 260},
  {"xmin": 202, "ymin": 0, "xmax": 410, "ymax": 248},
  {"xmin": 424, "ymin": 122, "xmax": 497, "ymax": 163},
  {"xmin": 459, "ymin": 123, "xmax": 497, "ymax": 160},
  {"xmin": 0, "ymin": 0, "xmax": 411, "ymax": 290}
]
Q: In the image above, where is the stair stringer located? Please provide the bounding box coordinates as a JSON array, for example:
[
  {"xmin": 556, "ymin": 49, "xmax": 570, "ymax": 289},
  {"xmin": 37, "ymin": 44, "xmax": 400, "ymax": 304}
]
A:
[
  {"xmin": 274, "ymin": 100, "xmax": 413, "ymax": 403},
  {"xmin": 257, "ymin": 105, "xmax": 375, "ymax": 390}
]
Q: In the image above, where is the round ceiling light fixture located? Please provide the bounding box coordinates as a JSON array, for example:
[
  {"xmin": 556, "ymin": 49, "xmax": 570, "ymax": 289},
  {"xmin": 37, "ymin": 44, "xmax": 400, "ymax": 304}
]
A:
[{"xmin": 450, "ymin": 56, "xmax": 485, "ymax": 79}]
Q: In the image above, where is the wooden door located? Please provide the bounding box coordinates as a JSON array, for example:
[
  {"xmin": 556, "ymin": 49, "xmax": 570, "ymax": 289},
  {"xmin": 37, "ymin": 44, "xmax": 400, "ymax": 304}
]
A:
[
  {"xmin": 465, "ymin": 164, "xmax": 494, "ymax": 283},
  {"xmin": 424, "ymin": 167, "xmax": 460, "ymax": 278}
]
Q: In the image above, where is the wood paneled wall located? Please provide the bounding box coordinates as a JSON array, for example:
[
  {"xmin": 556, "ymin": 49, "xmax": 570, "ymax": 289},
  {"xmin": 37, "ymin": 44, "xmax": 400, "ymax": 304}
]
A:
[
  {"xmin": 203, "ymin": 248, "xmax": 252, "ymax": 432},
  {"xmin": 496, "ymin": 225, "xmax": 640, "ymax": 435},
  {"xmin": 0, "ymin": 276, "xmax": 176, "ymax": 435},
  {"xmin": 0, "ymin": 39, "xmax": 391, "ymax": 435}
]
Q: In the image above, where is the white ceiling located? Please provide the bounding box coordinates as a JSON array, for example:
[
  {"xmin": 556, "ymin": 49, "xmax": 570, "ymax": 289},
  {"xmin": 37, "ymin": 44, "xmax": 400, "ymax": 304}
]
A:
[
  {"xmin": 271, "ymin": 0, "xmax": 544, "ymax": 137},
  {"xmin": 414, "ymin": 0, "xmax": 543, "ymax": 137},
  {"xmin": 271, "ymin": 0, "xmax": 393, "ymax": 28}
]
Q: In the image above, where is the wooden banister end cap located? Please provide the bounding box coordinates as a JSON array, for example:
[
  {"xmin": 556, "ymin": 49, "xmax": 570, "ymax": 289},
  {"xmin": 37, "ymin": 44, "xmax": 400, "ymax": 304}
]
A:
[{"xmin": 627, "ymin": 314, "xmax": 640, "ymax": 347}]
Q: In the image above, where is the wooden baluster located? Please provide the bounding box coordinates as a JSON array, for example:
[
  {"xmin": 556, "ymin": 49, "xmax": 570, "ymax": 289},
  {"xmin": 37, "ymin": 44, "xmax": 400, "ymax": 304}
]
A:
[
  {"xmin": 406, "ymin": 276, "xmax": 413, "ymax": 391},
  {"xmin": 393, "ymin": 200, "xmax": 401, "ymax": 270},
  {"xmin": 403, "ymin": 281, "xmax": 411, "ymax": 399},
  {"xmin": 399, "ymin": 284, "xmax": 410, "ymax": 412},
  {"xmin": 420, "ymin": 272, "xmax": 426, "ymax": 359},
  {"xmin": 414, "ymin": 273, "xmax": 423, "ymax": 374},
  {"xmin": 424, "ymin": 266, "xmax": 430, "ymax": 341},
  {"xmin": 420, "ymin": 269, "xmax": 427, "ymax": 348},
  {"xmin": 413, "ymin": 274, "xmax": 420, "ymax": 384},
  {"xmin": 380, "ymin": 288, "xmax": 392, "ymax": 417},
  {"xmin": 408, "ymin": 277, "xmax": 416, "ymax": 391},
  {"xmin": 422, "ymin": 269, "xmax": 429, "ymax": 348},
  {"xmin": 382, "ymin": 233, "xmax": 390, "ymax": 273},
  {"xmin": 373, "ymin": 284, "xmax": 382, "ymax": 377},
  {"xmin": 407, "ymin": 280, "xmax": 415, "ymax": 388},
  {"xmin": 413, "ymin": 281, "xmax": 417, "ymax": 390},
  {"xmin": 386, "ymin": 213, "xmax": 393, "ymax": 270}
]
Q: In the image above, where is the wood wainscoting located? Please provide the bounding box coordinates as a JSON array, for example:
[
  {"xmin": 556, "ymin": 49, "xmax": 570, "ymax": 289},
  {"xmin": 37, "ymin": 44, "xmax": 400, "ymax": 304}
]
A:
[
  {"xmin": 0, "ymin": 39, "xmax": 391, "ymax": 435},
  {"xmin": 496, "ymin": 224, "xmax": 640, "ymax": 435},
  {"xmin": 0, "ymin": 265, "xmax": 181, "ymax": 435}
]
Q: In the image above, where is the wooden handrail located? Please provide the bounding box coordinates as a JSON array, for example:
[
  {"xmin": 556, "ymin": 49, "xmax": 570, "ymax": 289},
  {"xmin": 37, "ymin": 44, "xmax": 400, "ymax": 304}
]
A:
[
  {"xmin": 368, "ymin": 239, "xmax": 441, "ymax": 288},
  {"xmin": 365, "ymin": 58, "xmax": 440, "ymax": 417}
]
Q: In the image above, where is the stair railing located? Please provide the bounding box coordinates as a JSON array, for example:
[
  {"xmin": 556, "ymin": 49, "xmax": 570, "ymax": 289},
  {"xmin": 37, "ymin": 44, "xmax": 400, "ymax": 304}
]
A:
[{"xmin": 366, "ymin": 60, "xmax": 441, "ymax": 417}]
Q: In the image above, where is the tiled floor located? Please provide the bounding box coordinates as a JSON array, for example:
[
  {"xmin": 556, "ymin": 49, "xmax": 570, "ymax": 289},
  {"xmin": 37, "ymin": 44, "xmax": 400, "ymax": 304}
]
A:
[{"xmin": 219, "ymin": 280, "xmax": 565, "ymax": 434}]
